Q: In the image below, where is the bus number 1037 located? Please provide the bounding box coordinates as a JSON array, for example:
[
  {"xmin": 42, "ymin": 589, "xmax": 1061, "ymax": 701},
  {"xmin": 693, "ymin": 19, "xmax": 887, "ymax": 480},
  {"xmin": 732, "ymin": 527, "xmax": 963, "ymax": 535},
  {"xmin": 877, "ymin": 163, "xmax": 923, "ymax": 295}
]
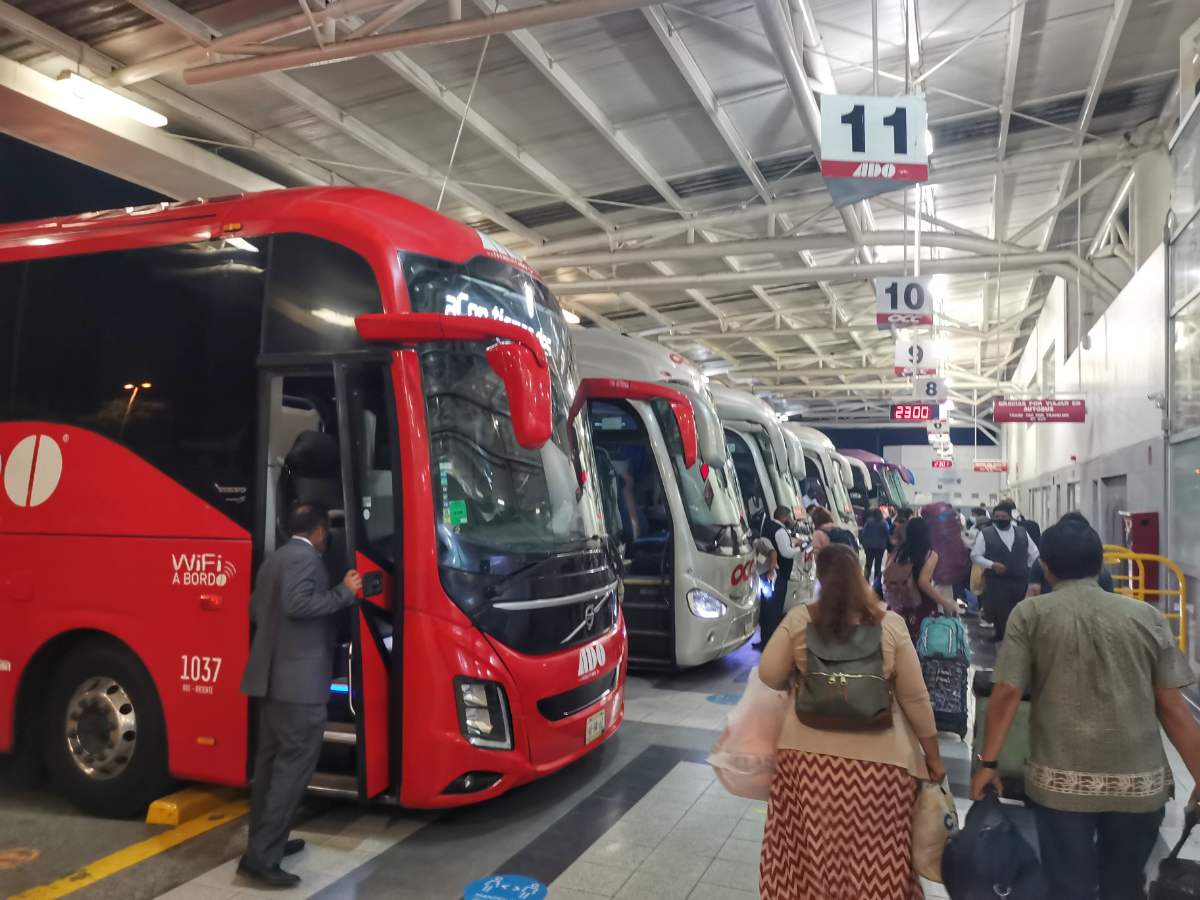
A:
[{"xmin": 180, "ymin": 655, "xmax": 222, "ymax": 684}]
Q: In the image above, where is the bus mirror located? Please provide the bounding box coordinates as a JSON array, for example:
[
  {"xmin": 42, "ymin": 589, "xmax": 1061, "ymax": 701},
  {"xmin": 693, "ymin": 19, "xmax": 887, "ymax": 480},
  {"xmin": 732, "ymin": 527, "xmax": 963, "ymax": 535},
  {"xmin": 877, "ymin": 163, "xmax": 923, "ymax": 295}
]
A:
[
  {"xmin": 355, "ymin": 312, "xmax": 552, "ymax": 450},
  {"xmin": 570, "ymin": 378, "xmax": 698, "ymax": 468},
  {"xmin": 486, "ymin": 342, "xmax": 552, "ymax": 449}
]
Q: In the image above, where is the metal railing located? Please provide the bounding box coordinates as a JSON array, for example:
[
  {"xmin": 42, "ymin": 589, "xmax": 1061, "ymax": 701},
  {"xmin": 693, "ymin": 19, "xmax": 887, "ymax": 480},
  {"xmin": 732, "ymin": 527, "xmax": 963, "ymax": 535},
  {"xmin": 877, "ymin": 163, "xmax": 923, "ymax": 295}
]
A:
[{"xmin": 1102, "ymin": 544, "xmax": 1189, "ymax": 652}]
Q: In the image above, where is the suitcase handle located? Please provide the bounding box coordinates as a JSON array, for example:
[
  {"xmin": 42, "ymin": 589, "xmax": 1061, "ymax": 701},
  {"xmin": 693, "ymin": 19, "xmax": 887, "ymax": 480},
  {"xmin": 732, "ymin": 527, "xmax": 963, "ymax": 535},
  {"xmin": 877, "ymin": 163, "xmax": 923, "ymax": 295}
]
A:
[{"xmin": 1167, "ymin": 806, "xmax": 1200, "ymax": 862}]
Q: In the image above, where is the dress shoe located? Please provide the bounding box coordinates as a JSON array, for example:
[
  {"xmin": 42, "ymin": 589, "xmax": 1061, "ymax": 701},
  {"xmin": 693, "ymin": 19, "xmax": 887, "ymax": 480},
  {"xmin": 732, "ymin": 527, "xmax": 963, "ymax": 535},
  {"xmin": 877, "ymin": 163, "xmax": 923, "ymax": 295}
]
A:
[
  {"xmin": 284, "ymin": 839, "xmax": 305, "ymax": 856},
  {"xmin": 237, "ymin": 858, "xmax": 301, "ymax": 888}
]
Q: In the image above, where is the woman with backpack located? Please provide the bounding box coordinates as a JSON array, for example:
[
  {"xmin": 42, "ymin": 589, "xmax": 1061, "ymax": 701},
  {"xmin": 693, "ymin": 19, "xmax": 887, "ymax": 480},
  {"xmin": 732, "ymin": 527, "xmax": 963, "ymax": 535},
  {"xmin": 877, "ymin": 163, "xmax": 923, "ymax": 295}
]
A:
[
  {"xmin": 884, "ymin": 517, "xmax": 959, "ymax": 645},
  {"xmin": 758, "ymin": 544, "xmax": 945, "ymax": 899}
]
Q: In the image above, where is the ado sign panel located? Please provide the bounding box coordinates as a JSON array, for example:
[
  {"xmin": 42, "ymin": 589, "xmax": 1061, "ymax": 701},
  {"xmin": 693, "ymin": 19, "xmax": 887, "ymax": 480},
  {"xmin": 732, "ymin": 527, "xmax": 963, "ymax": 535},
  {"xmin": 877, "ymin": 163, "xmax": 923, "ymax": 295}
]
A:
[
  {"xmin": 894, "ymin": 337, "xmax": 936, "ymax": 376},
  {"xmin": 973, "ymin": 461, "xmax": 1009, "ymax": 473},
  {"xmin": 993, "ymin": 399, "xmax": 1086, "ymax": 423},
  {"xmin": 875, "ymin": 276, "xmax": 934, "ymax": 329},
  {"xmin": 820, "ymin": 94, "xmax": 929, "ymax": 181}
]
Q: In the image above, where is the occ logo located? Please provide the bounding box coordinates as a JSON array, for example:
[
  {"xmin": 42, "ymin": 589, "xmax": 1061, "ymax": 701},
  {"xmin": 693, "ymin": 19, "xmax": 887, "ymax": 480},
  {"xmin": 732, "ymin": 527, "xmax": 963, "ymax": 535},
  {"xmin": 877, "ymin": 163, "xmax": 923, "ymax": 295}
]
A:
[
  {"xmin": 0, "ymin": 434, "xmax": 64, "ymax": 508},
  {"xmin": 730, "ymin": 560, "xmax": 755, "ymax": 586}
]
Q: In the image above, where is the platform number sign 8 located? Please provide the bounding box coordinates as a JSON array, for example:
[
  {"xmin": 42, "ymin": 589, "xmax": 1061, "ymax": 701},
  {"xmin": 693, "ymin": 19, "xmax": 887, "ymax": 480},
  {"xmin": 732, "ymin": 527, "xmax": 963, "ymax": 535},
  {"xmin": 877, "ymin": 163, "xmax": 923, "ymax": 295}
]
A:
[
  {"xmin": 821, "ymin": 94, "xmax": 929, "ymax": 181},
  {"xmin": 913, "ymin": 376, "xmax": 947, "ymax": 404},
  {"xmin": 875, "ymin": 276, "xmax": 934, "ymax": 329}
]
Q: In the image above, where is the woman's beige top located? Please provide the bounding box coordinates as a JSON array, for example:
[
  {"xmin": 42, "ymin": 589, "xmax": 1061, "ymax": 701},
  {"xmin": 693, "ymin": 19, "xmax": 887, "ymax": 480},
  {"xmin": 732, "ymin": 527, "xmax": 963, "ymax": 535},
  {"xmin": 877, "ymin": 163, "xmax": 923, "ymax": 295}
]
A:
[{"xmin": 759, "ymin": 603, "xmax": 937, "ymax": 779}]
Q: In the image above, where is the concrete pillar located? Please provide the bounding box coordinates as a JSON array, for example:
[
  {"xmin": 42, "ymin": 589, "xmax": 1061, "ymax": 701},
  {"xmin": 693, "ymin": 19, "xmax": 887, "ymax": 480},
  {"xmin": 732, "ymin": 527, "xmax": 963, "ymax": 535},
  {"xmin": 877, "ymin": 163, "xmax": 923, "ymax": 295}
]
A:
[{"xmin": 1132, "ymin": 148, "xmax": 1171, "ymax": 269}]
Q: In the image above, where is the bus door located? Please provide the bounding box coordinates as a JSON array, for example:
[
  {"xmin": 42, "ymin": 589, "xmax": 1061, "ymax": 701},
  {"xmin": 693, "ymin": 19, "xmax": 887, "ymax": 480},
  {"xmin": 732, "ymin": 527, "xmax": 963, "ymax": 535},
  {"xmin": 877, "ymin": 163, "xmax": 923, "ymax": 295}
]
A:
[{"xmin": 258, "ymin": 358, "xmax": 398, "ymax": 801}]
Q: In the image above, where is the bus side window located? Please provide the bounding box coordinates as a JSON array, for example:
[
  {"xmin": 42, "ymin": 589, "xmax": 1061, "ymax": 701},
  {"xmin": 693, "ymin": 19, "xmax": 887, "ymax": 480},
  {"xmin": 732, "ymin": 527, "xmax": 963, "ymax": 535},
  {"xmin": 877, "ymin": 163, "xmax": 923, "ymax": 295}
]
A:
[
  {"xmin": 0, "ymin": 261, "xmax": 21, "ymax": 420},
  {"xmin": 11, "ymin": 241, "xmax": 265, "ymax": 527}
]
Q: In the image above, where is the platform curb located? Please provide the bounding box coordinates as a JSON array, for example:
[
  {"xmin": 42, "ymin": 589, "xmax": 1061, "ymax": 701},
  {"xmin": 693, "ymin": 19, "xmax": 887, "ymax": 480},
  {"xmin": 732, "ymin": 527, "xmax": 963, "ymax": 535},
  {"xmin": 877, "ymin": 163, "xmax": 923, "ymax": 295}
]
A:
[{"xmin": 145, "ymin": 786, "xmax": 242, "ymax": 826}]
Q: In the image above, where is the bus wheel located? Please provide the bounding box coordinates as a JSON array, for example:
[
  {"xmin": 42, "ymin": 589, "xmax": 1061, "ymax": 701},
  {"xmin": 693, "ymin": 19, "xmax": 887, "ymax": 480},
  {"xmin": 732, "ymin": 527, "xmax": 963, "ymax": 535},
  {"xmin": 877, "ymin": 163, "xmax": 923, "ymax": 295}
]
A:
[{"xmin": 45, "ymin": 641, "xmax": 169, "ymax": 818}]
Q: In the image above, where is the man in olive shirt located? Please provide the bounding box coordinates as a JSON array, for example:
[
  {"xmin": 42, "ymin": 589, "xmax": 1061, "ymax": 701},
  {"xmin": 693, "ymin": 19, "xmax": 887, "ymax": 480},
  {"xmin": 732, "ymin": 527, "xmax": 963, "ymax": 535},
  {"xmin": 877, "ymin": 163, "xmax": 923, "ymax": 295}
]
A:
[{"xmin": 972, "ymin": 517, "xmax": 1200, "ymax": 900}]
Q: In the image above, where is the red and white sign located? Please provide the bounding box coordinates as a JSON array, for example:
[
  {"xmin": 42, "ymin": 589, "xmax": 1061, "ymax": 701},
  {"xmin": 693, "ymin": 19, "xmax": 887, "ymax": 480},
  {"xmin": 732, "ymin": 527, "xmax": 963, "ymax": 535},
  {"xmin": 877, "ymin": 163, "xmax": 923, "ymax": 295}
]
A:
[
  {"xmin": 875, "ymin": 277, "xmax": 935, "ymax": 329},
  {"xmin": 894, "ymin": 337, "xmax": 936, "ymax": 376},
  {"xmin": 993, "ymin": 399, "xmax": 1086, "ymax": 423},
  {"xmin": 973, "ymin": 461, "xmax": 1009, "ymax": 473},
  {"xmin": 820, "ymin": 94, "xmax": 929, "ymax": 181},
  {"xmin": 932, "ymin": 458, "xmax": 953, "ymax": 470}
]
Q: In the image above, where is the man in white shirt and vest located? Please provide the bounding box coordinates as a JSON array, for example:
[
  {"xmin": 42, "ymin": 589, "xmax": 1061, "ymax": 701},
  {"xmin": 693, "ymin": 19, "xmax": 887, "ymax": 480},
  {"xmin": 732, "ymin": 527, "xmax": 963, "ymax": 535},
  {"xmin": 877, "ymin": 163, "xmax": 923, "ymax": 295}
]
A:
[
  {"xmin": 754, "ymin": 506, "xmax": 802, "ymax": 649},
  {"xmin": 970, "ymin": 499, "xmax": 1039, "ymax": 642}
]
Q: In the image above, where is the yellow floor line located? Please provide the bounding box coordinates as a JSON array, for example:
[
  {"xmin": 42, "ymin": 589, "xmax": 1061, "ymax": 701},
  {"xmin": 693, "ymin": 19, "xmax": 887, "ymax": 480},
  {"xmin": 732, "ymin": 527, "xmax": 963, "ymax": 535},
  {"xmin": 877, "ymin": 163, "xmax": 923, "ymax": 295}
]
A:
[{"xmin": 9, "ymin": 799, "xmax": 249, "ymax": 900}]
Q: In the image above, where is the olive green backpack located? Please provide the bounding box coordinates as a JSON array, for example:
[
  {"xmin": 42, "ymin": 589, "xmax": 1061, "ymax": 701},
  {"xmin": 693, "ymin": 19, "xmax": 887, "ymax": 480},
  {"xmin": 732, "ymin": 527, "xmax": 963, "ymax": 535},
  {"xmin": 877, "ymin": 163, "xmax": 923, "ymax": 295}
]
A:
[{"xmin": 794, "ymin": 624, "xmax": 892, "ymax": 731}]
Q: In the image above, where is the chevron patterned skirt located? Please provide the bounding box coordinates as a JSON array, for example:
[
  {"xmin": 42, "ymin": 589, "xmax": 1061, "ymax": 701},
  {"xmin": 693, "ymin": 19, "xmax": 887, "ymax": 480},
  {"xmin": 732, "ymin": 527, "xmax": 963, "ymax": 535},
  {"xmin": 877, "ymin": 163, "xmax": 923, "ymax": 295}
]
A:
[{"xmin": 760, "ymin": 750, "xmax": 923, "ymax": 900}]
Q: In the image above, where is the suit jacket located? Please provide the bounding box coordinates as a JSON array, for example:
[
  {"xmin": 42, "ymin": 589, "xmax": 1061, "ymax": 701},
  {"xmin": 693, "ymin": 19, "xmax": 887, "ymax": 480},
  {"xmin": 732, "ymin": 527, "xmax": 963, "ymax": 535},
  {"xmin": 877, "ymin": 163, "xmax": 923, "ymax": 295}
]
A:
[{"xmin": 240, "ymin": 538, "xmax": 356, "ymax": 705}]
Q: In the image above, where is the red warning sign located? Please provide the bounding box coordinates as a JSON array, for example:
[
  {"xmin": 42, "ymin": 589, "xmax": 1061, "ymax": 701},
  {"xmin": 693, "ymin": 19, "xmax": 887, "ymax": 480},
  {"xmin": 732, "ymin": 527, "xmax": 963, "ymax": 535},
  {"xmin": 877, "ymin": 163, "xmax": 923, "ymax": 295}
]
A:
[{"xmin": 993, "ymin": 400, "xmax": 1086, "ymax": 423}]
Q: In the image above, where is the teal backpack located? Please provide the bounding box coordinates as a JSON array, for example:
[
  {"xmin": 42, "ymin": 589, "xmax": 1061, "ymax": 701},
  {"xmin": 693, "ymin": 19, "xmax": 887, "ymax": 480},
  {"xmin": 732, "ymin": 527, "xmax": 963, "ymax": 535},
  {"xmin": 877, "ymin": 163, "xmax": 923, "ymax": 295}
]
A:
[{"xmin": 917, "ymin": 616, "xmax": 970, "ymax": 662}]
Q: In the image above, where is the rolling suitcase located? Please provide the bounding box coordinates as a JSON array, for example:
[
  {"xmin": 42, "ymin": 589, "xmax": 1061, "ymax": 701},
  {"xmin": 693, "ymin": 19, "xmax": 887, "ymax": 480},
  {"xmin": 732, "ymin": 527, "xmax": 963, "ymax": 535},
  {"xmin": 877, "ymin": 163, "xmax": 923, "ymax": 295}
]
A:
[
  {"xmin": 972, "ymin": 670, "xmax": 1032, "ymax": 798},
  {"xmin": 922, "ymin": 656, "xmax": 969, "ymax": 738},
  {"xmin": 1150, "ymin": 807, "xmax": 1200, "ymax": 898}
]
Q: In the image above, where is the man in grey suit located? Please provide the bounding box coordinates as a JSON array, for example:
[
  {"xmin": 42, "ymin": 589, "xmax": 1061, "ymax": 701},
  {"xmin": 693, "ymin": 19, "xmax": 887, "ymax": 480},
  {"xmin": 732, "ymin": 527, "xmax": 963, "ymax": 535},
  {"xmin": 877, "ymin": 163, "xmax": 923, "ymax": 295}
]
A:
[{"xmin": 239, "ymin": 501, "xmax": 361, "ymax": 888}]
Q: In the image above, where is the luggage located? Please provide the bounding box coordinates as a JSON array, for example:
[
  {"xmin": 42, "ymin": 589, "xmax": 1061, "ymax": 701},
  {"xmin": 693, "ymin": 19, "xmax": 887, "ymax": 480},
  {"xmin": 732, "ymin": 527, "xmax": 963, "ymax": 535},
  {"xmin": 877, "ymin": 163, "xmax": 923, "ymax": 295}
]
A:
[
  {"xmin": 707, "ymin": 667, "xmax": 788, "ymax": 801},
  {"xmin": 922, "ymin": 501, "xmax": 971, "ymax": 586},
  {"xmin": 922, "ymin": 656, "xmax": 969, "ymax": 738},
  {"xmin": 912, "ymin": 780, "xmax": 959, "ymax": 883},
  {"xmin": 942, "ymin": 786, "xmax": 1046, "ymax": 899},
  {"xmin": 827, "ymin": 526, "xmax": 859, "ymax": 551},
  {"xmin": 1150, "ymin": 807, "xmax": 1200, "ymax": 898},
  {"xmin": 917, "ymin": 615, "xmax": 970, "ymax": 662},
  {"xmin": 883, "ymin": 557, "xmax": 920, "ymax": 609},
  {"xmin": 971, "ymin": 670, "xmax": 1032, "ymax": 795},
  {"xmin": 795, "ymin": 624, "xmax": 892, "ymax": 731}
]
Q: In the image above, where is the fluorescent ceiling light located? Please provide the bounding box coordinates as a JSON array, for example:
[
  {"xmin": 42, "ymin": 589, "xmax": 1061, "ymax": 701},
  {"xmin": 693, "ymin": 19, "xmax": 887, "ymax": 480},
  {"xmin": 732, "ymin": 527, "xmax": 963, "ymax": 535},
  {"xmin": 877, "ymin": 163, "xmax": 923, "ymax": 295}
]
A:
[
  {"xmin": 905, "ymin": 0, "xmax": 921, "ymax": 65},
  {"xmin": 562, "ymin": 309, "xmax": 581, "ymax": 325},
  {"xmin": 57, "ymin": 72, "xmax": 167, "ymax": 128}
]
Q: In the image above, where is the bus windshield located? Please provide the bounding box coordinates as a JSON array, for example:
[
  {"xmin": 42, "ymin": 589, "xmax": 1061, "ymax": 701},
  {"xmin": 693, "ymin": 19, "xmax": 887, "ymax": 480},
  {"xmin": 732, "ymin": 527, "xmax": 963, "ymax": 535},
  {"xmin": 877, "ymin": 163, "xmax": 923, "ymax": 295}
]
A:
[
  {"xmin": 883, "ymin": 467, "xmax": 909, "ymax": 507},
  {"xmin": 648, "ymin": 399, "xmax": 749, "ymax": 555},
  {"xmin": 403, "ymin": 253, "xmax": 606, "ymax": 575}
]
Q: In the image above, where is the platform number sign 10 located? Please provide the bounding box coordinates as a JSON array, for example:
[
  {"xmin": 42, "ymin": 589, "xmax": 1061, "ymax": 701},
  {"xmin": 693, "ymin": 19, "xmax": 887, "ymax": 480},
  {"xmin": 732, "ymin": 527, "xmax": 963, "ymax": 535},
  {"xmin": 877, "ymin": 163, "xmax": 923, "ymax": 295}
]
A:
[
  {"xmin": 820, "ymin": 95, "xmax": 929, "ymax": 181},
  {"xmin": 875, "ymin": 276, "xmax": 934, "ymax": 329}
]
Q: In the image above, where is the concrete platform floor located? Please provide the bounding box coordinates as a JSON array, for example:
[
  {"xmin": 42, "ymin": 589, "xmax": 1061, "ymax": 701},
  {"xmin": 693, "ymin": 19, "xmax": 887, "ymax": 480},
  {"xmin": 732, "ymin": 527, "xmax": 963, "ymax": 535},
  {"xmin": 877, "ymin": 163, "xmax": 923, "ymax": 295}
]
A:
[{"xmin": 1, "ymin": 623, "xmax": 1195, "ymax": 900}]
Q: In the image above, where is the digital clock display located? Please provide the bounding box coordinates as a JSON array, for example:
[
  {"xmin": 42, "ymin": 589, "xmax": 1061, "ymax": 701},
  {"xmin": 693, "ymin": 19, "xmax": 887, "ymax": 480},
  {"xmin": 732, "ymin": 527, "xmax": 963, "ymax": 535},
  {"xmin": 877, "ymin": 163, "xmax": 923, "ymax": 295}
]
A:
[{"xmin": 890, "ymin": 403, "xmax": 934, "ymax": 422}]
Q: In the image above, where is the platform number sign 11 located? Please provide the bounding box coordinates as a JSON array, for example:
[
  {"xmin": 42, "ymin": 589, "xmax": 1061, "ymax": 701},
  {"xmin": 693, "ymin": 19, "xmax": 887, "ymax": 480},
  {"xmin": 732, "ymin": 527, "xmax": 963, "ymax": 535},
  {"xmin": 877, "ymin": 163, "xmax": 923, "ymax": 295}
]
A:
[
  {"xmin": 820, "ymin": 95, "xmax": 929, "ymax": 181},
  {"xmin": 875, "ymin": 276, "xmax": 934, "ymax": 329}
]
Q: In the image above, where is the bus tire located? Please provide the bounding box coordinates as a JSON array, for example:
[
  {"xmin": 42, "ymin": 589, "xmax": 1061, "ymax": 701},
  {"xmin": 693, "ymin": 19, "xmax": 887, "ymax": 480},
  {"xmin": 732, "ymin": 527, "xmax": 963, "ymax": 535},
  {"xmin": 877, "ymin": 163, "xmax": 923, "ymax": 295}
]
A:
[{"xmin": 45, "ymin": 641, "xmax": 170, "ymax": 818}]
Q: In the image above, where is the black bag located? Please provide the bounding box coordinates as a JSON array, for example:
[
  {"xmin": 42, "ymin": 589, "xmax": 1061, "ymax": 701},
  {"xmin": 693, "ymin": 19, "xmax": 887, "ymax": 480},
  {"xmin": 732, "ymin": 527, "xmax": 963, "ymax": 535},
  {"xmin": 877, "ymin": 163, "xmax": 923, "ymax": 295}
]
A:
[
  {"xmin": 922, "ymin": 656, "xmax": 969, "ymax": 739},
  {"xmin": 827, "ymin": 526, "xmax": 859, "ymax": 551},
  {"xmin": 943, "ymin": 787, "xmax": 1045, "ymax": 899},
  {"xmin": 1150, "ymin": 807, "xmax": 1200, "ymax": 898}
]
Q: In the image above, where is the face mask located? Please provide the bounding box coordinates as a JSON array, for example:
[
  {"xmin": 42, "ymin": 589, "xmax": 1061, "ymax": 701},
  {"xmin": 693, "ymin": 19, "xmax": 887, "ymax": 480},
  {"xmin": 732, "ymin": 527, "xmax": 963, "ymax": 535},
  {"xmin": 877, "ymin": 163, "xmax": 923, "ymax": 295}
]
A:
[{"xmin": 995, "ymin": 520, "xmax": 1011, "ymax": 531}]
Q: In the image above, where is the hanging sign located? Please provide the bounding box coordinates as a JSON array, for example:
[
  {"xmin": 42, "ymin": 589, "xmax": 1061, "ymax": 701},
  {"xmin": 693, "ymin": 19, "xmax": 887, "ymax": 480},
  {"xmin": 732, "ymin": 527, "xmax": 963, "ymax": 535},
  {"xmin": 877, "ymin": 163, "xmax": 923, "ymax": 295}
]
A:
[
  {"xmin": 875, "ymin": 276, "xmax": 935, "ymax": 329},
  {"xmin": 973, "ymin": 461, "xmax": 1009, "ymax": 473},
  {"xmin": 912, "ymin": 375, "xmax": 947, "ymax": 404},
  {"xmin": 993, "ymin": 399, "xmax": 1086, "ymax": 423},
  {"xmin": 820, "ymin": 94, "xmax": 929, "ymax": 181},
  {"xmin": 890, "ymin": 403, "xmax": 935, "ymax": 422},
  {"xmin": 927, "ymin": 418, "xmax": 950, "ymax": 436},
  {"xmin": 932, "ymin": 458, "xmax": 954, "ymax": 470},
  {"xmin": 894, "ymin": 337, "xmax": 936, "ymax": 376}
]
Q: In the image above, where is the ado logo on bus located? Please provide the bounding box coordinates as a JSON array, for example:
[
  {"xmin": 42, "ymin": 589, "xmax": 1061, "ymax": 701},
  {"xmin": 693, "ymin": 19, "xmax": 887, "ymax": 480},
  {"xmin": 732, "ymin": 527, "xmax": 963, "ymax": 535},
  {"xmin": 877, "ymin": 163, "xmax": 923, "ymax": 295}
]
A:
[{"xmin": 0, "ymin": 433, "xmax": 64, "ymax": 508}]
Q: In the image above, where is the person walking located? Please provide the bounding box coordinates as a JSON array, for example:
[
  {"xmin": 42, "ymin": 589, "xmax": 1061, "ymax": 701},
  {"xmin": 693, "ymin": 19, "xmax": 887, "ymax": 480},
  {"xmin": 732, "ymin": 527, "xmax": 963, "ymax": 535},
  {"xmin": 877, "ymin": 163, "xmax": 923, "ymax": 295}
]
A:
[
  {"xmin": 889, "ymin": 506, "xmax": 914, "ymax": 556},
  {"xmin": 759, "ymin": 544, "xmax": 945, "ymax": 899},
  {"xmin": 754, "ymin": 505, "xmax": 800, "ymax": 649},
  {"xmin": 861, "ymin": 508, "xmax": 889, "ymax": 584},
  {"xmin": 972, "ymin": 517, "xmax": 1200, "ymax": 900},
  {"xmin": 970, "ymin": 500, "xmax": 1038, "ymax": 642},
  {"xmin": 239, "ymin": 502, "xmax": 362, "ymax": 888},
  {"xmin": 808, "ymin": 506, "xmax": 836, "ymax": 551},
  {"xmin": 885, "ymin": 517, "xmax": 959, "ymax": 645}
]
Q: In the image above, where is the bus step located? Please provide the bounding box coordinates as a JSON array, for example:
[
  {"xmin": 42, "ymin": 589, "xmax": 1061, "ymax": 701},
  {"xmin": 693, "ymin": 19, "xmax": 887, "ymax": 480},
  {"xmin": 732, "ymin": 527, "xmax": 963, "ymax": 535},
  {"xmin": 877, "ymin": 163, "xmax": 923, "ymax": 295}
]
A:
[
  {"xmin": 323, "ymin": 722, "xmax": 357, "ymax": 746},
  {"xmin": 308, "ymin": 772, "xmax": 358, "ymax": 799}
]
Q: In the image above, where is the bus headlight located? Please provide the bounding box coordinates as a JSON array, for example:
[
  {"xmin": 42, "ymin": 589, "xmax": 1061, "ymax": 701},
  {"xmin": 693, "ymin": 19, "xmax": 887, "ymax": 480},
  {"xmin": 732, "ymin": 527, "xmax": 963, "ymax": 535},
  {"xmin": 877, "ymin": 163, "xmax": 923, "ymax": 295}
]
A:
[
  {"xmin": 454, "ymin": 677, "xmax": 513, "ymax": 750},
  {"xmin": 687, "ymin": 589, "xmax": 727, "ymax": 619}
]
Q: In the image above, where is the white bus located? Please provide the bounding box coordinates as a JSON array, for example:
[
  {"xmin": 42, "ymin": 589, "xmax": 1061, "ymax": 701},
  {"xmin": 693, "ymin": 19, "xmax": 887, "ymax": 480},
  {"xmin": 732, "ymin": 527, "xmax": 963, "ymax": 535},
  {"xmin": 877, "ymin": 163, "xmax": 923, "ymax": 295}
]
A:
[
  {"xmin": 785, "ymin": 424, "xmax": 859, "ymax": 535},
  {"xmin": 572, "ymin": 330, "xmax": 756, "ymax": 668}
]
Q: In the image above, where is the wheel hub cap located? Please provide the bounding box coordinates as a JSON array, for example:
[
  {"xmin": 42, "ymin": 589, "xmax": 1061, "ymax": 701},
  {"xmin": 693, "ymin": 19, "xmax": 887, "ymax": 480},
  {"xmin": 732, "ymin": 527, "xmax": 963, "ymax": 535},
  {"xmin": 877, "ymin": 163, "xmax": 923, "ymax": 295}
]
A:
[{"xmin": 64, "ymin": 677, "xmax": 137, "ymax": 781}]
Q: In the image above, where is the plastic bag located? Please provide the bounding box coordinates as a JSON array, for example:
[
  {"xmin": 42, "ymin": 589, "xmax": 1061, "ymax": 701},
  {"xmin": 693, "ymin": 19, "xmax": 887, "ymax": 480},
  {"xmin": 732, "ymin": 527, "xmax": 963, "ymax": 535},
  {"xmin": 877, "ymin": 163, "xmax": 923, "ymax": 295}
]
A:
[
  {"xmin": 912, "ymin": 781, "xmax": 958, "ymax": 883},
  {"xmin": 942, "ymin": 787, "xmax": 1045, "ymax": 899},
  {"xmin": 707, "ymin": 667, "xmax": 788, "ymax": 800}
]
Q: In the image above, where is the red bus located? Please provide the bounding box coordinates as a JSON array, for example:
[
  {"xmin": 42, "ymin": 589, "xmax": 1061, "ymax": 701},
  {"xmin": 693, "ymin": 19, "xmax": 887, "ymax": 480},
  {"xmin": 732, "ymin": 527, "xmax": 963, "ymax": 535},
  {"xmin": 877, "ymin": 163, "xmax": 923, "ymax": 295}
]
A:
[{"xmin": 0, "ymin": 188, "xmax": 625, "ymax": 816}]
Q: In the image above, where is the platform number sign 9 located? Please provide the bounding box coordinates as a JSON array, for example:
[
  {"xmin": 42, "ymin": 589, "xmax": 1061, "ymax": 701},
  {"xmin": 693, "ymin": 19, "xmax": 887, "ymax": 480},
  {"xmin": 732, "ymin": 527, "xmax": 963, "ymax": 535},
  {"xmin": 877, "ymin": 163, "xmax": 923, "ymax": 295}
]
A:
[
  {"xmin": 875, "ymin": 276, "xmax": 934, "ymax": 329},
  {"xmin": 820, "ymin": 95, "xmax": 929, "ymax": 181},
  {"xmin": 894, "ymin": 337, "xmax": 937, "ymax": 376}
]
